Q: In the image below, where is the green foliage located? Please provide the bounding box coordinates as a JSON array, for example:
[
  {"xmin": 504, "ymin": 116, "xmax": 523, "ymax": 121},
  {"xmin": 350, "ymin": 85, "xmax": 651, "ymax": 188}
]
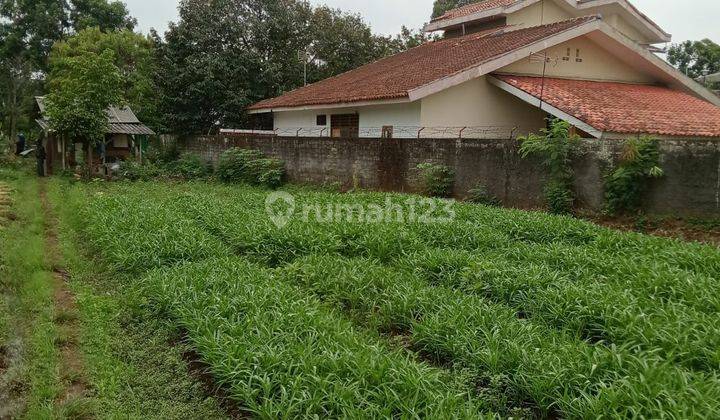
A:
[
  {"xmin": 145, "ymin": 140, "xmax": 180, "ymax": 165},
  {"xmin": 668, "ymin": 39, "xmax": 720, "ymax": 88},
  {"xmin": 519, "ymin": 119, "xmax": 580, "ymax": 214},
  {"xmin": 416, "ymin": 163, "xmax": 455, "ymax": 197},
  {"xmin": 465, "ymin": 184, "xmax": 500, "ymax": 206},
  {"xmin": 45, "ymin": 49, "xmax": 123, "ymax": 144},
  {"xmin": 0, "ymin": 0, "xmax": 137, "ymax": 140},
  {"xmin": 164, "ymin": 154, "xmax": 211, "ymax": 180},
  {"xmin": 49, "ymin": 28, "xmax": 160, "ymax": 132},
  {"xmin": 144, "ymin": 258, "xmax": 482, "ymax": 418},
  {"xmin": 69, "ymin": 180, "xmax": 720, "ymax": 418},
  {"xmin": 154, "ymin": 0, "xmax": 428, "ymax": 134},
  {"xmin": 118, "ymin": 160, "xmax": 161, "ymax": 181},
  {"xmin": 217, "ymin": 148, "xmax": 286, "ymax": 188},
  {"xmin": 605, "ymin": 136, "xmax": 664, "ymax": 215}
]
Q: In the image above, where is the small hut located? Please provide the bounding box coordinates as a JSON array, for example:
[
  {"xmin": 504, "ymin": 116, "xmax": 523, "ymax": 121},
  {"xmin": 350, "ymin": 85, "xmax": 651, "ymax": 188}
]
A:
[{"xmin": 35, "ymin": 96, "xmax": 155, "ymax": 176}]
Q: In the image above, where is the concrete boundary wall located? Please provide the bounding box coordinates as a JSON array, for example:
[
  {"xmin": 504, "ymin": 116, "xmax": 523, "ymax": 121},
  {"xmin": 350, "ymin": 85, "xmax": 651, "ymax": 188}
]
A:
[{"xmin": 169, "ymin": 135, "xmax": 720, "ymax": 217}]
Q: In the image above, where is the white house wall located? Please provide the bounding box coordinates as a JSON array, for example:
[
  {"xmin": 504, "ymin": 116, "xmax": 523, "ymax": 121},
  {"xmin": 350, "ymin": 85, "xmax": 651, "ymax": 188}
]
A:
[
  {"xmin": 273, "ymin": 102, "xmax": 421, "ymax": 137},
  {"xmin": 419, "ymin": 76, "xmax": 547, "ymax": 137},
  {"xmin": 499, "ymin": 34, "xmax": 656, "ymax": 84}
]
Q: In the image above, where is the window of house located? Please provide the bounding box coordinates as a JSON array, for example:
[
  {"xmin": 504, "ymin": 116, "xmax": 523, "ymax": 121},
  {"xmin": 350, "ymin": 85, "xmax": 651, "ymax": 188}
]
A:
[
  {"xmin": 316, "ymin": 115, "xmax": 327, "ymax": 126},
  {"xmin": 330, "ymin": 114, "xmax": 359, "ymax": 138}
]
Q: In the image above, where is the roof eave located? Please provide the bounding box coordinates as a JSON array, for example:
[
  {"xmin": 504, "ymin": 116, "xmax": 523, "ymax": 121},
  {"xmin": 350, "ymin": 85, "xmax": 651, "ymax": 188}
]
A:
[
  {"xmin": 247, "ymin": 97, "xmax": 412, "ymax": 114},
  {"xmin": 576, "ymin": 0, "xmax": 671, "ymax": 42},
  {"xmin": 487, "ymin": 75, "xmax": 605, "ymax": 138}
]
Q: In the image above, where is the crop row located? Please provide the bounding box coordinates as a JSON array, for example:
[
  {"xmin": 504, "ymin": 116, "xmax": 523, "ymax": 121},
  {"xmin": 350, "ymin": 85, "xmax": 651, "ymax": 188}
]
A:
[
  {"xmin": 279, "ymin": 254, "xmax": 720, "ymax": 419},
  {"xmin": 141, "ymin": 257, "xmax": 487, "ymax": 418},
  {"xmin": 70, "ymin": 181, "xmax": 720, "ymax": 418},
  {"xmin": 174, "ymin": 186, "xmax": 720, "ymax": 370},
  {"xmin": 394, "ymin": 247, "xmax": 720, "ymax": 372}
]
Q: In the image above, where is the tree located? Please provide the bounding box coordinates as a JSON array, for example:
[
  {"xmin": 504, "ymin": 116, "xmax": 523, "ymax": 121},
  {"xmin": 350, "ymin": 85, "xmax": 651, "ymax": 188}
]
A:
[
  {"xmin": 45, "ymin": 49, "xmax": 123, "ymax": 148},
  {"xmin": 668, "ymin": 39, "xmax": 720, "ymax": 88},
  {"xmin": 49, "ymin": 28, "xmax": 160, "ymax": 131},
  {"xmin": 155, "ymin": 0, "xmax": 429, "ymax": 134},
  {"xmin": 0, "ymin": 0, "xmax": 136, "ymax": 141},
  {"xmin": 431, "ymin": 0, "xmax": 475, "ymax": 20}
]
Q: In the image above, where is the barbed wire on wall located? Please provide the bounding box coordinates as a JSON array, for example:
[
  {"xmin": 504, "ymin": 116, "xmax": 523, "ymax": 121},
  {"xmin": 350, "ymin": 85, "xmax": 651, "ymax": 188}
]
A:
[{"xmin": 220, "ymin": 126, "xmax": 523, "ymax": 140}]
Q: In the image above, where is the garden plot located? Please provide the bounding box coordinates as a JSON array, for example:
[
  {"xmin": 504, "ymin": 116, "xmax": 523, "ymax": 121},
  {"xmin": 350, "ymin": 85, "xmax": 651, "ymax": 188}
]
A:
[{"xmin": 67, "ymin": 180, "xmax": 720, "ymax": 418}]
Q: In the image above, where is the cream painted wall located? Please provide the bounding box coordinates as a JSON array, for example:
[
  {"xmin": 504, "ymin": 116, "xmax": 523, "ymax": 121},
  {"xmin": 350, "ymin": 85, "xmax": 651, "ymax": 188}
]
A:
[
  {"xmin": 504, "ymin": 0, "xmax": 657, "ymax": 44},
  {"xmin": 506, "ymin": 1, "xmax": 572, "ymax": 28},
  {"xmin": 499, "ymin": 35, "xmax": 656, "ymax": 83},
  {"xmin": 606, "ymin": 13, "xmax": 651, "ymax": 44},
  {"xmin": 419, "ymin": 76, "xmax": 547, "ymax": 137},
  {"xmin": 273, "ymin": 102, "xmax": 421, "ymax": 137}
]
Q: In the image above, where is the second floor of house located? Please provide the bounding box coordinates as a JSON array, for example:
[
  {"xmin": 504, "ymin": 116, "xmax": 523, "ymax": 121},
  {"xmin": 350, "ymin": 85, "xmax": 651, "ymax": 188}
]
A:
[{"xmin": 425, "ymin": 0, "xmax": 670, "ymax": 48}]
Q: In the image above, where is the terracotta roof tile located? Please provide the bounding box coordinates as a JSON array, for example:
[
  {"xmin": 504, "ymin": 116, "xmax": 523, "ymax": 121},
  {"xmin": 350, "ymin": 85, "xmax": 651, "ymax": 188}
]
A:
[
  {"xmin": 495, "ymin": 74, "xmax": 720, "ymax": 137},
  {"xmin": 249, "ymin": 16, "xmax": 599, "ymax": 111},
  {"xmin": 431, "ymin": 0, "xmax": 517, "ymax": 23}
]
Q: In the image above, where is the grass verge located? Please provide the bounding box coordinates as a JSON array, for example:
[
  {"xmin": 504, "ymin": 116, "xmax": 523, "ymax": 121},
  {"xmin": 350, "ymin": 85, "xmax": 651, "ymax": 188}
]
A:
[{"xmin": 46, "ymin": 178, "xmax": 228, "ymax": 419}]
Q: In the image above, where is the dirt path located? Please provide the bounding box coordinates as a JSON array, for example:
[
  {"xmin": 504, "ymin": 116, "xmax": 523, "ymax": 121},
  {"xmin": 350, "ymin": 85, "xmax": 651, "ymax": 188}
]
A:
[
  {"xmin": 0, "ymin": 182, "xmax": 12, "ymax": 224},
  {"xmin": 38, "ymin": 181, "xmax": 90, "ymax": 410},
  {"xmin": 0, "ymin": 181, "xmax": 24, "ymax": 419}
]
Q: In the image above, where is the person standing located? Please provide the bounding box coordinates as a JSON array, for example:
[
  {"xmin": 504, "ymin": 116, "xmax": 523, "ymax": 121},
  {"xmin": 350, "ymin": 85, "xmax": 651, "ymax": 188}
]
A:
[
  {"xmin": 15, "ymin": 133, "xmax": 26, "ymax": 155},
  {"xmin": 36, "ymin": 139, "xmax": 46, "ymax": 177}
]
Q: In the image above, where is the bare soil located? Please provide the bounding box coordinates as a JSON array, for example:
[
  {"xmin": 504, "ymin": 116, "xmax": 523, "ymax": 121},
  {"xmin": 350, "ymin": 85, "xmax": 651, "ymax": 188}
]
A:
[
  {"xmin": 0, "ymin": 182, "xmax": 27, "ymax": 420},
  {"xmin": 586, "ymin": 214, "xmax": 720, "ymax": 247},
  {"xmin": 38, "ymin": 181, "xmax": 90, "ymax": 412}
]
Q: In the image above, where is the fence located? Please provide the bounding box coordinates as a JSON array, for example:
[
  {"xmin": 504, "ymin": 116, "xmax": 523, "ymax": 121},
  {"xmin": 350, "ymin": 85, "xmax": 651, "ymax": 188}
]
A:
[
  {"xmin": 169, "ymin": 134, "xmax": 720, "ymax": 217},
  {"xmin": 220, "ymin": 126, "xmax": 520, "ymax": 139}
]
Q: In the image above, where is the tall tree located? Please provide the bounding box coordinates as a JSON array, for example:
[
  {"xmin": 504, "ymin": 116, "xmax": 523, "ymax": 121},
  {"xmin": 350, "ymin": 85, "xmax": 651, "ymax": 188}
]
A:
[
  {"xmin": 45, "ymin": 49, "xmax": 123, "ymax": 147},
  {"xmin": 0, "ymin": 0, "xmax": 136, "ymax": 141},
  {"xmin": 155, "ymin": 0, "xmax": 428, "ymax": 134},
  {"xmin": 50, "ymin": 28, "xmax": 160, "ymax": 130},
  {"xmin": 668, "ymin": 39, "xmax": 720, "ymax": 87}
]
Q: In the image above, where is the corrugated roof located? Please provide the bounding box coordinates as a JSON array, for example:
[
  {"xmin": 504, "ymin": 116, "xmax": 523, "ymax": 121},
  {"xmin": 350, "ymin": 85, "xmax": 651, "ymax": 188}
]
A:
[
  {"xmin": 35, "ymin": 97, "xmax": 154, "ymax": 135},
  {"xmin": 495, "ymin": 74, "xmax": 720, "ymax": 137},
  {"xmin": 248, "ymin": 16, "xmax": 600, "ymax": 111},
  {"xmin": 108, "ymin": 123, "xmax": 155, "ymax": 135}
]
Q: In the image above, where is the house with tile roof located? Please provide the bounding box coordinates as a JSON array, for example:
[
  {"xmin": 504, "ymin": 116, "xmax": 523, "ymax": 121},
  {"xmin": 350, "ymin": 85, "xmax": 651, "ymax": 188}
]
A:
[{"xmin": 248, "ymin": 0, "xmax": 720, "ymax": 139}]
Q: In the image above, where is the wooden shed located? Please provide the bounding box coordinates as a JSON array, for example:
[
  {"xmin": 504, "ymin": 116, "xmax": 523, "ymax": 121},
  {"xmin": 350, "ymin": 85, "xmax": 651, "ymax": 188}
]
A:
[{"xmin": 35, "ymin": 96, "xmax": 155, "ymax": 176}]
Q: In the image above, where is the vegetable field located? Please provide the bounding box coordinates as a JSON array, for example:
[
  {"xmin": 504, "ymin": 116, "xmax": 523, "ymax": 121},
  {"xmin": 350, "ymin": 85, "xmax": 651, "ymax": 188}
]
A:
[{"xmin": 63, "ymin": 180, "xmax": 720, "ymax": 418}]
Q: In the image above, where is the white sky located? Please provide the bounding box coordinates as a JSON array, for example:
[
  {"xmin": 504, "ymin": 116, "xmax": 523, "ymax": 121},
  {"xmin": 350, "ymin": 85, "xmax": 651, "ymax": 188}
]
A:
[{"xmin": 125, "ymin": 0, "xmax": 720, "ymax": 45}]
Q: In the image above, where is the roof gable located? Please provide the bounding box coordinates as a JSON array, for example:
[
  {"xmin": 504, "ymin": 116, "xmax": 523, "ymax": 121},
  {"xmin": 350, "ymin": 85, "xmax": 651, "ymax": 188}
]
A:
[
  {"xmin": 249, "ymin": 15, "xmax": 719, "ymax": 113},
  {"xmin": 249, "ymin": 16, "xmax": 600, "ymax": 112},
  {"xmin": 425, "ymin": 0, "xmax": 669, "ymax": 43}
]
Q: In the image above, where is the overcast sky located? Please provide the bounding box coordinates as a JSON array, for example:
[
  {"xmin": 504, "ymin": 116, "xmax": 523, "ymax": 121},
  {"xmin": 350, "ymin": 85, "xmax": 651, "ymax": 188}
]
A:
[{"xmin": 125, "ymin": 0, "xmax": 720, "ymax": 45}]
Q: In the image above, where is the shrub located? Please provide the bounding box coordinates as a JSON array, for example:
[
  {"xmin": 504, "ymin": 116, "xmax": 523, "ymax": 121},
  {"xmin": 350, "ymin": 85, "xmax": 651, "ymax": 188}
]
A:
[
  {"xmin": 217, "ymin": 148, "xmax": 285, "ymax": 188},
  {"xmin": 166, "ymin": 153, "xmax": 211, "ymax": 179},
  {"xmin": 544, "ymin": 180, "xmax": 575, "ymax": 215},
  {"xmin": 466, "ymin": 184, "xmax": 500, "ymax": 206},
  {"xmin": 146, "ymin": 140, "xmax": 180, "ymax": 165},
  {"xmin": 217, "ymin": 148, "xmax": 264, "ymax": 183},
  {"xmin": 118, "ymin": 160, "xmax": 161, "ymax": 181},
  {"xmin": 416, "ymin": 163, "xmax": 455, "ymax": 197},
  {"xmin": 605, "ymin": 136, "xmax": 664, "ymax": 215},
  {"xmin": 255, "ymin": 158, "xmax": 285, "ymax": 189},
  {"xmin": 519, "ymin": 119, "xmax": 580, "ymax": 215}
]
